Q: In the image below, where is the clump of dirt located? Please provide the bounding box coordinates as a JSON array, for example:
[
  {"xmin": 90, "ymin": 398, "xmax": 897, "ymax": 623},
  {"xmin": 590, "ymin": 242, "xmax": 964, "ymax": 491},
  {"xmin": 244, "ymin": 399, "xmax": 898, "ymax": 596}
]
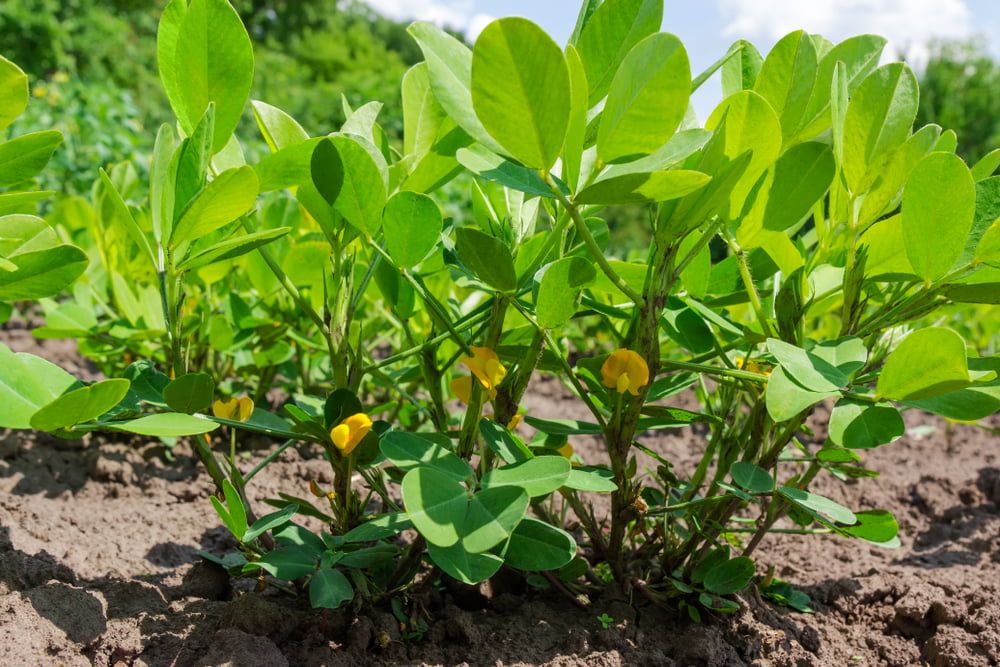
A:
[{"xmin": 1, "ymin": 329, "xmax": 998, "ymax": 666}]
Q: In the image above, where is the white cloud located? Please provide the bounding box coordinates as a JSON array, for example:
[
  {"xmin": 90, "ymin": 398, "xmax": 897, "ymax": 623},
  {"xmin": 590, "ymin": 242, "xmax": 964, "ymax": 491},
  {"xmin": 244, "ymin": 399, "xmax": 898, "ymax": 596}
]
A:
[
  {"xmin": 717, "ymin": 0, "xmax": 974, "ymax": 67},
  {"xmin": 365, "ymin": 0, "xmax": 495, "ymax": 39}
]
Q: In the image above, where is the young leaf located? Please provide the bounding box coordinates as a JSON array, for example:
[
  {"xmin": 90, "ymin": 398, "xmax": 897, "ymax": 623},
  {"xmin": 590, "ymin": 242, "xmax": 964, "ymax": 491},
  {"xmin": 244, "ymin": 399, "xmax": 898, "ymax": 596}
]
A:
[
  {"xmin": 463, "ymin": 486, "xmax": 529, "ymax": 553},
  {"xmin": 427, "ymin": 542, "xmax": 504, "ymax": 585},
  {"xmin": 480, "ymin": 456, "xmax": 571, "ymax": 498},
  {"xmin": 730, "ymin": 462, "xmax": 774, "ymax": 493},
  {"xmin": 876, "ymin": 328, "xmax": 970, "ymax": 401},
  {"xmin": 901, "ymin": 152, "xmax": 976, "ymax": 282},
  {"xmin": 761, "ymin": 142, "xmax": 834, "ymax": 232},
  {"xmin": 243, "ymin": 504, "xmax": 298, "ymax": 542},
  {"xmin": 0, "ymin": 55, "xmax": 28, "ymax": 132},
  {"xmin": 382, "ymin": 191, "xmax": 442, "ymax": 268},
  {"xmin": 163, "ymin": 372, "xmax": 215, "ymax": 414},
  {"xmin": 171, "ymin": 166, "xmax": 259, "ymax": 245},
  {"xmin": 454, "ymin": 227, "xmax": 517, "ymax": 292},
  {"xmin": 753, "ymin": 31, "xmax": 817, "ymax": 141},
  {"xmin": 0, "ymin": 130, "xmax": 63, "ymax": 186},
  {"xmin": 765, "ymin": 367, "xmax": 840, "ymax": 422},
  {"xmin": 704, "ymin": 556, "xmax": 756, "ymax": 595},
  {"xmin": 721, "ymin": 40, "xmax": 762, "ymax": 97},
  {"xmin": 29, "ymin": 379, "xmax": 131, "ymax": 432},
  {"xmin": 401, "ymin": 467, "xmax": 468, "ymax": 548},
  {"xmin": 310, "ymin": 136, "xmax": 386, "ymax": 237},
  {"xmin": 160, "ymin": 0, "xmax": 254, "ymax": 153},
  {"xmin": 479, "ymin": 419, "xmax": 533, "ymax": 464},
  {"xmin": 471, "ymin": 18, "xmax": 570, "ymax": 170},
  {"xmin": 576, "ymin": 171, "xmax": 710, "ymax": 205},
  {"xmin": 503, "ymin": 518, "xmax": 576, "ymax": 571},
  {"xmin": 597, "ymin": 33, "xmax": 690, "ymax": 163},
  {"xmin": 842, "ymin": 63, "xmax": 918, "ymax": 194},
  {"xmin": 828, "ymin": 399, "xmax": 904, "ymax": 449},
  {"xmin": 576, "ymin": 0, "xmax": 663, "ymax": 105},
  {"xmin": 108, "ymin": 413, "xmax": 220, "ymax": 437},
  {"xmin": 767, "ymin": 338, "xmax": 849, "ymax": 392},
  {"xmin": 178, "ymin": 227, "xmax": 290, "ymax": 270},
  {"xmin": 535, "ymin": 257, "xmax": 597, "ymax": 328},
  {"xmin": 309, "ymin": 569, "xmax": 353, "ymax": 609}
]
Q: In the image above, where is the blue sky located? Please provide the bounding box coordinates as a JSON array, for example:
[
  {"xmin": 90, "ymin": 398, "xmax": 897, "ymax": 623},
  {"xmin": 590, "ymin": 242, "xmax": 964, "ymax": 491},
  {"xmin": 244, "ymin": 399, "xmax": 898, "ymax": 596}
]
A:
[{"xmin": 368, "ymin": 0, "xmax": 1000, "ymax": 118}]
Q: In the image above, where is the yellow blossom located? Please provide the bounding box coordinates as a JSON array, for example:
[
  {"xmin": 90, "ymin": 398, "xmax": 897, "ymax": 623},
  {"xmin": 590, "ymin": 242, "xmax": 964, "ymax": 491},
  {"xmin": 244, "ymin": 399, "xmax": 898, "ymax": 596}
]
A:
[
  {"xmin": 459, "ymin": 347, "xmax": 506, "ymax": 399},
  {"xmin": 330, "ymin": 413, "xmax": 373, "ymax": 455},
  {"xmin": 506, "ymin": 413, "xmax": 523, "ymax": 430},
  {"xmin": 557, "ymin": 442, "xmax": 574, "ymax": 460},
  {"xmin": 734, "ymin": 356, "xmax": 772, "ymax": 376},
  {"xmin": 601, "ymin": 349, "xmax": 649, "ymax": 396},
  {"xmin": 212, "ymin": 395, "xmax": 254, "ymax": 422},
  {"xmin": 450, "ymin": 376, "xmax": 473, "ymax": 404}
]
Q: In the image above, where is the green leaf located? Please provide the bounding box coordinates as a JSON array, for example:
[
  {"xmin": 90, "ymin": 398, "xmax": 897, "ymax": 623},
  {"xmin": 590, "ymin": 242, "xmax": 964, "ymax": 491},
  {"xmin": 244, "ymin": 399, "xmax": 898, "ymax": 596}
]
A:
[
  {"xmin": 576, "ymin": 170, "xmax": 710, "ymax": 205},
  {"xmin": 753, "ymin": 31, "xmax": 817, "ymax": 142},
  {"xmin": 401, "ymin": 467, "xmax": 468, "ymax": 548},
  {"xmin": 222, "ymin": 478, "xmax": 247, "ymax": 540},
  {"xmin": 380, "ymin": 431, "xmax": 473, "ymax": 482},
  {"xmin": 382, "ymin": 191, "xmax": 442, "ymax": 268},
  {"xmin": 535, "ymin": 257, "xmax": 597, "ymax": 328},
  {"xmin": 178, "ymin": 227, "xmax": 290, "ymax": 271},
  {"xmin": 565, "ymin": 466, "xmax": 618, "ymax": 492},
  {"xmin": 767, "ymin": 338, "xmax": 848, "ymax": 392},
  {"xmin": 463, "ymin": 486, "xmax": 529, "ymax": 553},
  {"xmin": 503, "ymin": 518, "xmax": 576, "ymax": 571},
  {"xmin": 253, "ymin": 138, "xmax": 321, "ymax": 192},
  {"xmin": 455, "ymin": 227, "xmax": 516, "ymax": 292},
  {"xmin": 977, "ymin": 220, "xmax": 1000, "ymax": 268},
  {"xmin": 762, "ymin": 142, "xmax": 834, "ymax": 231},
  {"xmin": 597, "ymin": 33, "xmax": 690, "ymax": 163},
  {"xmin": 244, "ymin": 504, "xmax": 298, "ymax": 542},
  {"xmin": 524, "ymin": 416, "xmax": 601, "ymax": 435},
  {"xmin": 479, "ymin": 419, "xmax": 533, "ymax": 464},
  {"xmin": 343, "ymin": 512, "xmax": 413, "ymax": 543},
  {"xmin": 0, "ymin": 241, "xmax": 87, "ymax": 301},
  {"xmin": 29, "ymin": 379, "xmax": 130, "ymax": 432},
  {"xmin": 98, "ymin": 169, "xmax": 156, "ymax": 266},
  {"xmin": 905, "ymin": 382, "xmax": 1000, "ymax": 422},
  {"xmin": 842, "ymin": 63, "xmax": 918, "ymax": 194},
  {"xmin": 705, "ymin": 91, "xmax": 782, "ymax": 218},
  {"xmin": 251, "ymin": 545, "xmax": 317, "ymax": 580},
  {"xmin": 704, "ymin": 556, "xmax": 756, "ymax": 595},
  {"xmin": 123, "ymin": 361, "xmax": 170, "ymax": 405},
  {"xmin": 0, "ymin": 55, "xmax": 28, "ymax": 132},
  {"xmin": 159, "ymin": 0, "xmax": 254, "ymax": 153},
  {"xmin": 470, "ymin": 18, "xmax": 569, "ymax": 170},
  {"xmin": 901, "ymin": 152, "xmax": 976, "ymax": 282},
  {"xmin": 0, "ymin": 130, "xmax": 62, "ymax": 186},
  {"xmin": 427, "ymin": 542, "xmax": 503, "ymax": 585},
  {"xmin": 576, "ymin": 0, "xmax": 663, "ymax": 105},
  {"xmin": 309, "ymin": 569, "xmax": 353, "ymax": 609},
  {"xmin": 0, "ymin": 343, "xmax": 80, "ymax": 429},
  {"xmin": 171, "ymin": 166, "xmax": 258, "ymax": 244},
  {"xmin": 310, "ymin": 136, "xmax": 386, "ymax": 236},
  {"xmin": 407, "ymin": 22, "xmax": 504, "ymax": 154},
  {"xmin": 480, "ymin": 456, "xmax": 571, "ymax": 498},
  {"xmin": 730, "ymin": 462, "xmax": 774, "ymax": 493},
  {"xmin": 842, "ymin": 510, "xmax": 899, "ymax": 545},
  {"xmin": 722, "ymin": 40, "xmax": 762, "ymax": 96},
  {"xmin": 971, "ymin": 148, "xmax": 1000, "ymax": 182},
  {"xmin": 765, "ymin": 367, "xmax": 840, "ymax": 422},
  {"xmin": 251, "ymin": 100, "xmax": 309, "ymax": 151},
  {"xmin": 108, "ymin": 413, "xmax": 220, "ymax": 437},
  {"xmin": 797, "ymin": 34, "xmax": 887, "ymax": 141},
  {"xmin": 456, "ymin": 145, "xmax": 556, "ymax": 197},
  {"xmin": 828, "ymin": 399, "xmax": 904, "ymax": 449},
  {"xmin": 778, "ymin": 486, "xmax": 856, "ymax": 525},
  {"xmin": 163, "ymin": 372, "xmax": 215, "ymax": 414},
  {"xmin": 876, "ymin": 328, "xmax": 970, "ymax": 401}
]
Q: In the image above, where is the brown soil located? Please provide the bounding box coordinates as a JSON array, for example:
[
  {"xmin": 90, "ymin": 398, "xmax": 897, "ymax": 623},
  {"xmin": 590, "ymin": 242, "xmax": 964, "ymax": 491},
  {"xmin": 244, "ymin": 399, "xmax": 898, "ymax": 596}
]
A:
[{"xmin": 1, "ymin": 324, "xmax": 998, "ymax": 666}]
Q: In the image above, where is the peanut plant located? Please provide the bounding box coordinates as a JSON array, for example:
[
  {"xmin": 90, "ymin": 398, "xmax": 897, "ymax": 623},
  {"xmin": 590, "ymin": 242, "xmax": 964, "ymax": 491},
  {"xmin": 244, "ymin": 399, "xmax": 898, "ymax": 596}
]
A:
[{"xmin": 2, "ymin": 0, "xmax": 999, "ymax": 620}]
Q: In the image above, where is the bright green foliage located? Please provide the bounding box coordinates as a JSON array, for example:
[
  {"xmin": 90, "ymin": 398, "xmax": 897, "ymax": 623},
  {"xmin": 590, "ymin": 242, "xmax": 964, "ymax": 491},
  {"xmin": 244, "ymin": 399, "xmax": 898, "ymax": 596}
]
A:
[{"xmin": 1, "ymin": 0, "xmax": 997, "ymax": 623}]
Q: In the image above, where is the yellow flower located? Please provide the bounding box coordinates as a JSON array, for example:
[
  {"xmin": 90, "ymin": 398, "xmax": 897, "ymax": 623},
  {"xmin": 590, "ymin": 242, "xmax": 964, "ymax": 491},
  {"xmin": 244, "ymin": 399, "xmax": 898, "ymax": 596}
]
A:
[
  {"xmin": 506, "ymin": 413, "xmax": 523, "ymax": 430},
  {"xmin": 557, "ymin": 442, "xmax": 574, "ymax": 460},
  {"xmin": 32, "ymin": 85, "xmax": 48, "ymax": 98},
  {"xmin": 330, "ymin": 413, "xmax": 373, "ymax": 455},
  {"xmin": 212, "ymin": 395, "xmax": 254, "ymax": 422},
  {"xmin": 460, "ymin": 347, "xmax": 507, "ymax": 399},
  {"xmin": 734, "ymin": 356, "xmax": 772, "ymax": 376},
  {"xmin": 601, "ymin": 349, "xmax": 649, "ymax": 396},
  {"xmin": 450, "ymin": 376, "xmax": 473, "ymax": 404}
]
